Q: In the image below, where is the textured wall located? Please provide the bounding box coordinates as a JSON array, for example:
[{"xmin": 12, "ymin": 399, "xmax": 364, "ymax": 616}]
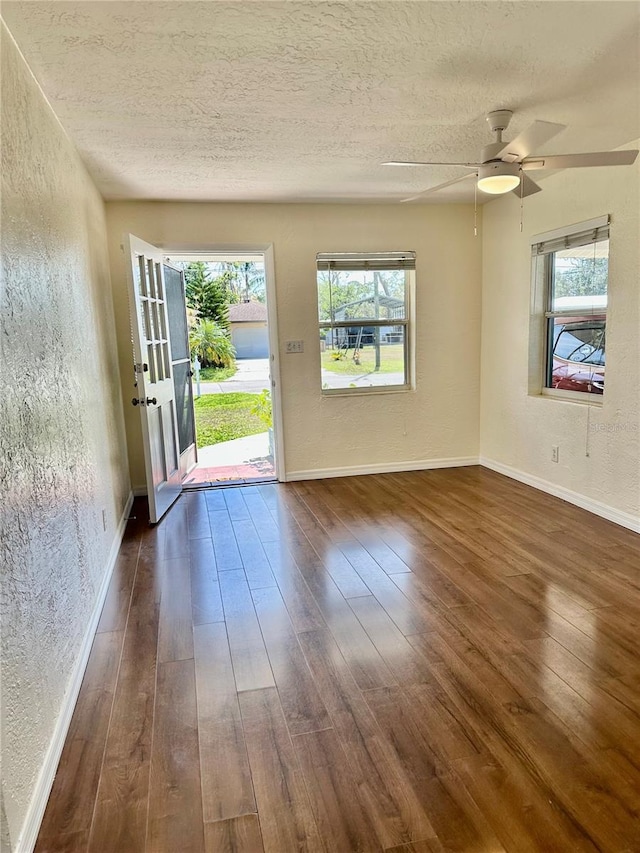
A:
[
  {"xmin": 480, "ymin": 147, "xmax": 639, "ymax": 519},
  {"xmin": 1, "ymin": 24, "xmax": 130, "ymax": 848},
  {"xmin": 105, "ymin": 201, "xmax": 482, "ymax": 487}
]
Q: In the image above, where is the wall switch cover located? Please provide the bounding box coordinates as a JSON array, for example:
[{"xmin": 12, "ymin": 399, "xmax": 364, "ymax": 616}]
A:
[{"xmin": 286, "ymin": 340, "xmax": 304, "ymax": 353}]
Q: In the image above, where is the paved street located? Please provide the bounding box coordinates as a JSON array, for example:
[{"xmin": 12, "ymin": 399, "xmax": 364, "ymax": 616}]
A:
[{"xmin": 196, "ymin": 357, "xmax": 271, "ymax": 395}]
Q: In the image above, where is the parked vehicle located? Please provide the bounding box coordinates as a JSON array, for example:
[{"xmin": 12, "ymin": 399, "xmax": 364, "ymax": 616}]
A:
[{"xmin": 550, "ymin": 317, "xmax": 605, "ymax": 394}]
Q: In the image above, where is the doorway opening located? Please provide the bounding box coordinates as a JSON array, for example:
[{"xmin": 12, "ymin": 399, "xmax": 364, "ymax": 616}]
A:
[{"xmin": 166, "ymin": 251, "xmax": 278, "ymax": 487}]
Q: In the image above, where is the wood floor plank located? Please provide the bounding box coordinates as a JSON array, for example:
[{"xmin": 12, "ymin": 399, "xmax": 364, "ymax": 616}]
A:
[
  {"xmin": 36, "ymin": 631, "xmax": 122, "ymax": 841},
  {"xmin": 242, "ymin": 489, "xmax": 280, "ymax": 542},
  {"xmin": 147, "ymin": 659, "xmax": 204, "ymax": 853},
  {"xmin": 157, "ymin": 556, "xmax": 194, "ymax": 662},
  {"xmin": 291, "ymin": 480, "xmax": 356, "ymax": 545},
  {"xmin": 231, "ymin": 517, "xmax": 277, "ymax": 590},
  {"xmin": 298, "ymin": 629, "xmax": 436, "ymax": 849},
  {"xmin": 267, "ymin": 529, "xmax": 396, "ymax": 690},
  {"xmin": 223, "ymin": 486, "xmax": 251, "ymax": 521},
  {"xmin": 348, "ymin": 595, "xmax": 434, "ymax": 686},
  {"xmin": 238, "ymin": 687, "xmax": 324, "ymax": 853},
  {"xmin": 88, "ymin": 559, "xmax": 160, "ymax": 853},
  {"xmin": 204, "ymin": 487, "xmax": 227, "ymax": 510},
  {"xmin": 339, "ymin": 540, "xmax": 432, "ymax": 634},
  {"xmin": 252, "ymin": 586, "xmax": 331, "ymax": 735},
  {"xmin": 35, "ymin": 471, "xmax": 640, "ymax": 853},
  {"xmin": 384, "ymin": 842, "xmax": 445, "ymax": 853},
  {"xmin": 218, "ymin": 569, "xmax": 275, "ymax": 692},
  {"xmin": 96, "ymin": 535, "xmax": 140, "ymax": 633},
  {"xmin": 276, "ymin": 486, "xmax": 371, "ymax": 598},
  {"xmin": 204, "ymin": 815, "xmax": 265, "ymax": 853},
  {"xmin": 363, "ymin": 685, "xmax": 505, "ymax": 852},
  {"xmin": 421, "ymin": 626, "xmax": 640, "ymax": 850},
  {"xmin": 194, "ymin": 622, "xmax": 256, "ymax": 822},
  {"xmin": 305, "ymin": 478, "xmax": 413, "ymax": 574},
  {"xmin": 160, "ymin": 501, "xmax": 190, "ymax": 559},
  {"xmin": 261, "ymin": 539, "xmax": 326, "ymax": 633},
  {"xmin": 35, "ymin": 831, "xmax": 90, "ymax": 853},
  {"xmin": 186, "ymin": 491, "xmax": 212, "ymax": 539},
  {"xmin": 190, "ymin": 537, "xmax": 224, "ymax": 626},
  {"xmin": 292, "ymin": 728, "xmax": 383, "ymax": 852},
  {"xmin": 209, "ymin": 509, "xmax": 243, "ymax": 570}
]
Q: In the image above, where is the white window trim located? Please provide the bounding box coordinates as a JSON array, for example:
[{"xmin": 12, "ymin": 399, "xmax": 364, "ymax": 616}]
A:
[
  {"xmin": 317, "ymin": 252, "xmax": 416, "ymax": 396},
  {"xmin": 529, "ymin": 215, "xmax": 609, "ymax": 403}
]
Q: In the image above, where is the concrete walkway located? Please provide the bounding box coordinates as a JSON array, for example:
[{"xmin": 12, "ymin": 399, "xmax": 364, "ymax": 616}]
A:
[
  {"xmin": 196, "ymin": 432, "xmax": 270, "ymax": 466},
  {"xmin": 197, "ymin": 357, "xmax": 271, "ymax": 395}
]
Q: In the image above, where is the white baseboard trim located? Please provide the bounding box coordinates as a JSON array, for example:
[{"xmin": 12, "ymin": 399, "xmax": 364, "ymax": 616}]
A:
[
  {"xmin": 132, "ymin": 485, "xmax": 147, "ymax": 497},
  {"xmin": 286, "ymin": 456, "xmax": 479, "ymax": 482},
  {"xmin": 480, "ymin": 457, "xmax": 640, "ymax": 534},
  {"xmin": 16, "ymin": 491, "xmax": 134, "ymax": 853}
]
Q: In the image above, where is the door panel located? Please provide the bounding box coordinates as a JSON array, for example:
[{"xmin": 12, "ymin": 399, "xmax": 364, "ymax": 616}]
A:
[
  {"xmin": 163, "ymin": 263, "xmax": 197, "ymax": 476},
  {"xmin": 125, "ymin": 235, "xmax": 182, "ymax": 523}
]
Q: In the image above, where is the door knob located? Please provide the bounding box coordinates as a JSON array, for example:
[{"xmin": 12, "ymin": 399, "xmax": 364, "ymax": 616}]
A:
[
  {"xmin": 132, "ymin": 396, "xmax": 158, "ymax": 406},
  {"xmin": 146, "ymin": 397, "xmax": 157, "ymax": 406}
]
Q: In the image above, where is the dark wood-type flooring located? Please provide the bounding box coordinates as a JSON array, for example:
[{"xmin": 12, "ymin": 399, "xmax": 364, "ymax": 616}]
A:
[{"xmin": 35, "ymin": 467, "xmax": 640, "ymax": 852}]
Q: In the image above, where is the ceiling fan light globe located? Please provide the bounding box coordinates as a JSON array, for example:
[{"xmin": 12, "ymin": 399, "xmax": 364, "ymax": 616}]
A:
[{"xmin": 477, "ymin": 162, "xmax": 521, "ymax": 194}]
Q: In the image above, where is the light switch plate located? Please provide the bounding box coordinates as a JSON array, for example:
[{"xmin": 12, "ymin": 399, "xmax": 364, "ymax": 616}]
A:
[{"xmin": 286, "ymin": 340, "xmax": 304, "ymax": 353}]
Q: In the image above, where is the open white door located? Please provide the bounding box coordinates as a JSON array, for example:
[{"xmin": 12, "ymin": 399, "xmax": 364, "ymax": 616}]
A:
[{"xmin": 125, "ymin": 235, "xmax": 182, "ymax": 522}]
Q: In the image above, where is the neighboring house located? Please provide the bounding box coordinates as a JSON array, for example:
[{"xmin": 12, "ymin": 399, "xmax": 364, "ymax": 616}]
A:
[{"xmin": 229, "ymin": 300, "xmax": 269, "ymax": 358}]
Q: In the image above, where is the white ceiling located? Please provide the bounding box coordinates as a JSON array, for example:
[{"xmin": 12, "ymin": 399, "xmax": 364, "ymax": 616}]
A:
[{"xmin": 3, "ymin": 1, "xmax": 639, "ymax": 203}]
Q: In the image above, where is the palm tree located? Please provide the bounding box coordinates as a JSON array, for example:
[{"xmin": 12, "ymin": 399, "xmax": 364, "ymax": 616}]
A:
[{"xmin": 189, "ymin": 319, "xmax": 236, "ymax": 368}]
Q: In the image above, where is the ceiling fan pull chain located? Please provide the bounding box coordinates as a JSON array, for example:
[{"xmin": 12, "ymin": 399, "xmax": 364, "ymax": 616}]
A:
[
  {"xmin": 519, "ymin": 169, "xmax": 524, "ymax": 233},
  {"xmin": 474, "ymin": 180, "xmax": 478, "ymax": 237}
]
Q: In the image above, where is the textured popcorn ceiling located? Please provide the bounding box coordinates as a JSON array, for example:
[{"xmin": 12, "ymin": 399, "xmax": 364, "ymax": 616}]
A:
[{"xmin": 3, "ymin": 1, "xmax": 639, "ymax": 203}]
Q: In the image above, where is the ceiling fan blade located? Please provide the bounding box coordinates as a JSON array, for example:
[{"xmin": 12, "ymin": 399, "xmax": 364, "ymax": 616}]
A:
[
  {"xmin": 522, "ymin": 149, "xmax": 639, "ymax": 170},
  {"xmin": 497, "ymin": 120, "xmax": 566, "ymax": 163},
  {"xmin": 383, "ymin": 160, "xmax": 478, "ymax": 168},
  {"xmin": 401, "ymin": 172, "xmax": 477, "ymax": 202},
  {"xmin": 512, "ymin": 172, "xmax": 542, "ymax": 198}
]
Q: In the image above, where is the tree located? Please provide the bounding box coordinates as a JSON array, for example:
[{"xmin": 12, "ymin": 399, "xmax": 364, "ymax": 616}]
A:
[
  {"xmin": 232, "ymin": 261, "xmax": 266, "ymax": 303},
  {"xmin": 554, "ymin": 257, "xmax": 608, "ymax": 299},
  {"xmin": 183, "ymin": 262, "xmax": 231, "ymax": 330},
  {"xmin": 189, "ymin": 319, "xmax": 236, "ymax": 368},
  {"xmin": 317, "ymin": 271, "xmax": 371, "ymax": 323},
  {"xmin": 207, "ymin": 261, "xmax": 266, "ymax": 303}
]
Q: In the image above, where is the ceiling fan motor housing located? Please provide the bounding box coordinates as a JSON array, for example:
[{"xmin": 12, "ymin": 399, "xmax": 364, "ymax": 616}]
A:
[{"xmin": 481, "ymin": 141, "xmax": 508, "ymax": 163}]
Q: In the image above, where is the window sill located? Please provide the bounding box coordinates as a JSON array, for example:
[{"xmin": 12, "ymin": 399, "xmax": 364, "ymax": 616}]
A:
[
  {"xmin": 535, "ymin": 388, "xmax": 604, "ymax": 406},
  {"xmin": 321, "ymin": 384, "xmax": 413, "ymax": 398}
]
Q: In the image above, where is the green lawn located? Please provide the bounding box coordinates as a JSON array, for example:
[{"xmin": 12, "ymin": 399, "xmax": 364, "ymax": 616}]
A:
[
  {"xmin": 321, "ymin": 343, "xmax": 404, "ymax": 375},
  {"xmin": 198, "ymin": 364, "xmax": 237, "ymax": 381},
  {"xmin": 194, "ymin": 392, "xmax": 265, "ymax": 446}
]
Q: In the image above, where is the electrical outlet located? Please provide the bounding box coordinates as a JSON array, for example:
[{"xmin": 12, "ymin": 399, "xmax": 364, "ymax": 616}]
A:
[
  {"xmin": 551, "ymin": 445, "xmax": 559, "ymax": 463},
  {"xmin": 285, "ymin": 340, "xmax": 304, "ymax": 353},
  {"xmin": 102, "ymin": 509, "xmax": 107, "ymax": 531}
]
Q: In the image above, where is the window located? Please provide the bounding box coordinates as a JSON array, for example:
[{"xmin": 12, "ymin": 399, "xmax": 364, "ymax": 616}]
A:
[
  {"xmin": 317, "ymin": 252, "xmax": 414, "ymax": 393},
  {"xmin": 531, "ymin": 217, "xmax": 609, "ymax": 398}
]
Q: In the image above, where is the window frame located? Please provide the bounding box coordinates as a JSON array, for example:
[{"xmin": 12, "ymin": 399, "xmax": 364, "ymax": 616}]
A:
[
  {"xmin": 529, "ymin": 216, "xmax": 609, "ymax": 403},
  {"xmin": 317, "ymin": 252, "xmax": 415, "ymax": 396}
]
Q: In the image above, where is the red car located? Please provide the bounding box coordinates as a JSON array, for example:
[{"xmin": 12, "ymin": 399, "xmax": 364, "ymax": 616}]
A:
[{"xmin": 550, "ymin": 317, "xmax": 605, "ymax": 394}]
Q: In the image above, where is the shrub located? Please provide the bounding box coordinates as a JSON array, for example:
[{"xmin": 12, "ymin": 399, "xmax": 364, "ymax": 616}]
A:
[
  {"xmin": 189, "ymin": 319, "xmax": 236, "ymax": 368},
  {"xmin": 250, "ymin": 389, "xmax": 272, "ymax": 428}
]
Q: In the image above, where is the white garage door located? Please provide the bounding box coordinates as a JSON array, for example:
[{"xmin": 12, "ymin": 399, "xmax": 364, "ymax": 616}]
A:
[{"xmin": 232, "ymin": 324, "xmax": 269, "ymax": 359}]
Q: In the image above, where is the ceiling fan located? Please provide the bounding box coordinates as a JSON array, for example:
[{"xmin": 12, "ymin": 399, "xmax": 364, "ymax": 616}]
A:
[{"xmin": 384, "ymin": 110, "xmax": 639, "ymax": 202}]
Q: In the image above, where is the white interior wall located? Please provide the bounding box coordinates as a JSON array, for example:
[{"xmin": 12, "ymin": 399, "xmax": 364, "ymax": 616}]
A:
[
  {"xmin": 1, "ymin": 24, "xmax": 131, "ymax": 851},
  {"xmin": 480, "ymin": 149, "xmax": 640, "ymax": 527},
  {"xmin": 105, "ymin": 202, "xmax": 483, "ymax": 487}
]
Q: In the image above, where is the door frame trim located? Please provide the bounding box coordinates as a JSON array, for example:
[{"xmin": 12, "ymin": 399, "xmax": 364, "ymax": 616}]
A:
[{"xmin": 161, "ymin": 243, "xmax": 286, "ymax": 482}]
